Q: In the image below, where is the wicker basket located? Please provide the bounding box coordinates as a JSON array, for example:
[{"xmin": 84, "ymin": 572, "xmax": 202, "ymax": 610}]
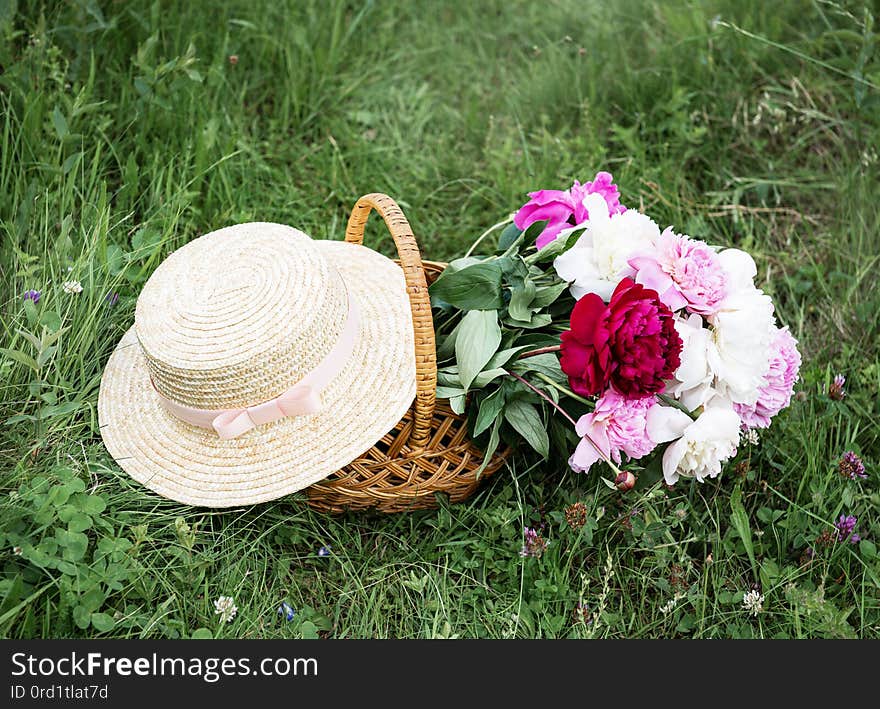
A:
[{"xmin": 305, "ymin": 193, "xmax": 508, "ymax": 513}]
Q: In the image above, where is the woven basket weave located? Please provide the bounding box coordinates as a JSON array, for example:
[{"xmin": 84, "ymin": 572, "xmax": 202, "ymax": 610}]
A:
[{"xmin": 305, "ymin": 193, "xmax": 508, "ymax": 513}]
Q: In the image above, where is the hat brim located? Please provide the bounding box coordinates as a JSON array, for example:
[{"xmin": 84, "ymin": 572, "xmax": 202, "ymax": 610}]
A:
[{"xmin": 97, "ymin": 241, "xmax": 417, "ymax": 507}]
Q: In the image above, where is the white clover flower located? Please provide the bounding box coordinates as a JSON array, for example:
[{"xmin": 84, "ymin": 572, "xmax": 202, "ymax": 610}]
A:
[
  {"xmin": 213, "ymin": 596, "xmax": 238, "ymax": 623},
  {"xmin": 12, "ymin": 546, "xmax": 23, "ymax": 556},
  {"xmin": 660, "ymin": 592, "xmax": 685, "ymax": 615},
  {"xmin": 742, "ymin": 589, "xmax": 764, "ymax": 616},
  {"xmin": 62, "ymin": 280, "xmax": 83, "ymax": 294},
  {"xmin": 553, "ymin": 194, "xmax": 660, "ymax": 302},
  {"xmin": 742, "ymin": 428, "xmax": 760, "ymax": 446}
]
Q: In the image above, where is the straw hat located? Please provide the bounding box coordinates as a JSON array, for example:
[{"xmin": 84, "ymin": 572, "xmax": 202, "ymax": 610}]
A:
[{"xmin": 98, "ymin": 222, "xmax": 416, "ymax": 507}]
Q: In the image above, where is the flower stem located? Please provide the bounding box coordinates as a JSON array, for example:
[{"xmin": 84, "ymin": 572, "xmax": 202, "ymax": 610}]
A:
[
  {"xmin": 506, "ymin": 369, "xmax": 576, "ymax": 425},
  {"xmin": 533, "ymin": 373, "xmax": 594, "ymax": 407},
  {"xmin": 518, "ymin": 344, "xmax": 562, "ymax": 358},
  {"xmin": 504, "ymin": 369, "xmax": 621, "ymax": 475},
  {"xmin": 656, "ymin": 393, "xmax": 699, "ymax": 420},
  {"xmin": 464, "ymin": 217, "xmax": 513, "ymax": 258},
  {"xmin": 514, "ymin": 346, "xmax": 593, "ymax": 406}
]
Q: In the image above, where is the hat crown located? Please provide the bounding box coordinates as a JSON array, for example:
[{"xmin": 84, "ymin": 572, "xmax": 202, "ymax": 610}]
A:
[{"xmin": 135, "ymin": 223, "xmax": 348, "ymax": 410}]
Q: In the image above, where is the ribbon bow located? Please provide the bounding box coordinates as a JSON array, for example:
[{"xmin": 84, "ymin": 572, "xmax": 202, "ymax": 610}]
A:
[
  {"xmin": 151, "ymin": 284, "xmax": 360, "ymax": 440},
  {"xmin": 210, "ymin": 384, "xmax": 322, "ymax": 439}
]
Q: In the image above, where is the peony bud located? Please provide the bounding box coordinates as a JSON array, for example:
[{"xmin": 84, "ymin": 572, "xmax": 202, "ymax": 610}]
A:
[{"xmin": 614, "ymin": 471, "xmax": 636, "ymax": 492}]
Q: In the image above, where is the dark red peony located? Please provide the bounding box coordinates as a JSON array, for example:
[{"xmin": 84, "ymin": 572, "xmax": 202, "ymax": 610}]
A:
[{"xmin": 560, "ymin": 278, "xmax": 682, "ymax": 398}]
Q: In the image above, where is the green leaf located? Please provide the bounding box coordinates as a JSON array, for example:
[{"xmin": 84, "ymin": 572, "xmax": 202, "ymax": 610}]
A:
[
  {"xmin": 61, "ymin": 151, "xmax": 83, "ymax": 175},
  {"xmin": 510, "ymin": 352, "xmax": 562, "ymax": 379},
  {"xmin": 91, "ymin": 613, "xmax": 115, "ymax": 632},
  {"xmin": 497, "ymin": 223, "xmax": 522, "ymax": 251},
  {"xmin": 191, "ymin": 628, "xmax": 214, "ymax": 639},
  {"xmin": 436, "ymin": 385, "xmax": 465, "ymax": 399},
  {"xmin": 455, "ymin": 310, "xmax": 501, "ymax": 391},
  {"xmin": 436, "ymin": 320, "xmax": 460, "ymax": 362},
  {"xmin": 68, "ymin": 513, "xmax": 93, "ymax": 533},
  {"xmin": 449, "ymin": 393, "xmax": 466, "ymax": 414},
  {"xmin": 0, "ymin": 574, "xmax": 25, "ymax": 619},
  {"xmin": 0, "ymin": 347, "xmax": 39, "ymax": 372},
  {"xmin": 429, "ymin": 262, "xmax": 504, "ymax": 310},
  {"xmin": 473, "ymin": 418, "xmax": 502, "ymax": 478},
  {"xmin": 48, "ymin": 485, "xmax": 72, "ymax": 506},
  {"xmin": 42, "ymin": 326, "xmax": 66, "ymax": 347},
  {"xmin": 503, "ymin": 312, "xmax": 552, "ymax": 329},
  {"xmin": 15, "ymin": 328, "xmax": 41, "ymax": 351},
  {"xmin": 520, "ymin": 220, "xmax": 550, "ymax": 249},
  {"xmin": 444, "ymin": 256, "xmax": 483, "ymax": 272},
  {"xmin": 73, "ymin": 605, "xmax": 91, "ymax": 629},
  {"xmin": 730, "ymin": 485, "xmax": 757, "ymax": 577},
  {"xmin": 130, "ymin": 227, "xmax": 163, "ymax": 256},
  {"xmin": 474, "ymin": 388, "xmax": 505, "ymax": 436},
  {"xmin": 56, "ymin": 504, "xmax": 77, "ymax": 522},
  {"xmin": 531, "ymin": 226, "xmax": 585, "ymax": 263},
  {"xmin": 437, "ymin": 365, "xmax": 463, "ymax": 384},
  {"xmin": 498, "ymin": 255, "xmax": 528, "ymax": 279},
  {"xmin": 23, "ymin": 298, "xmax": 38, "ymax": 325},
  {"xmin": 40, "ymin": 310, "xmax": 61, "ymax": 332},
  {"xmin": 504, "ymin": 400, "xmax": 549, "ymax": 458},
  {"xmin": 508, "ymin": 277, "xmax": 537, "ymax": 322},
  {"xmin": 60, "ymin": 531, "xmax": 89, "ymax": 561},
  {"xmin": 51, "ymin": 106, "xmax": 69, "ymax": 140},
  {"xmin": 80, "ymin": 587, "xmax": 105, "ymax": 613},
  {"xmin": 859, "ymin": 539, "xmax": 877, "ymax": 559},
  {"xmin": 105, "ymin": 244, "xmax": 125, "ymax": 275},
  {"xmin": 300, "ymin": 620, "xmax": 319, "ymax": 639},
  {"xmin": 531, "ymin": 281, "xmax": 569, "ymax": 308},
  {"xmin": 759, "ymin": 559, "xmax": 780, "ymax": 591},
  {"xmin": 56, "ymin": 560, "xmax": 78, "ymax": 576},
  {"xmin": 38, "ymin": 401, "xmax": 81, "ymax": 419},
  {"xmin": 471, "ymin": 368, "xmax": 507, "ymax": 388},
  {"xmin": 484, "ymin": 345, "xmax": 534, "ymax": 370},
  {"xmin": 133, "ymin": 76, "xmax": 151, "ymax": 96},
  {"xmin": 37, "ymin": 345, "xmax": 57, "ymax": 368},
  {"xmin": 60, "ymin": 473, "xmax": 86, "ymax": 492},
  {"xmin": 4, "ymin": 414, "xmax": 35, "ymax": 425}
]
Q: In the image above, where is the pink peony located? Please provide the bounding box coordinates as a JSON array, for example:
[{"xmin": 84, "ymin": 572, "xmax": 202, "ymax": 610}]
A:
[
  {"xmin": 514, "ymin": 172, "xmax": 625, "ymax": 249},
  {"xmin": 569, "ymin": 388, "xmax": 657, "ymax": 474},
  {"xmin": 629, "ymin": 228, "xmax": 728, "ymax": 315},
  {"xmin": 569, "ymin": 172, "xmax": 624, "ymax": 222},
  {"xmin": 734, "ymin": 327, "xmax": 801, "ymax": 428}
]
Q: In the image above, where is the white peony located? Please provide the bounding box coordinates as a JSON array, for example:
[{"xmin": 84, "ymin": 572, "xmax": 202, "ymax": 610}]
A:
[
  {"xmin": 707, "ymin": 286, "xmax": 775, "ymax": 406},
  {"xmin": 646, "ymin": 398, "xmax": 741, "ymax": 484},
  {"xmin": 666, "ymin": 248, "xmax": 776, "ymax": 409},
  {"xmin": 553, "ymin": 193, "xmax": 660, "ymax": 301},
  {"xmin": 667, "ymin": 312, "xmax": 714, "ymax": 410},
  {"xmin": 716, "ymin": 248, "xmax": 758, "ymax": 295}
]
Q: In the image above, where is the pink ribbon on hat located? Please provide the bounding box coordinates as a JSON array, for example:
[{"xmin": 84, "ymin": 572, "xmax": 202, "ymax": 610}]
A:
[{"xmin": 152, "ymin": 289, "xmax": 360, "ymax": 440}]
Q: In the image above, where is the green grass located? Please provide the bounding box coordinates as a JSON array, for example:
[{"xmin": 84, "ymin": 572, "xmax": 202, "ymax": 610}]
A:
[{"xmin": 1, "ymin": 0, "xmax": 878, "ymax": 638}]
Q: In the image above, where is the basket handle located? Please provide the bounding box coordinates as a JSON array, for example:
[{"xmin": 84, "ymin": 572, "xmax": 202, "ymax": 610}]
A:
[{"xmin": 345, "ymin": 193, "xmax": 436, "ymax": 448}]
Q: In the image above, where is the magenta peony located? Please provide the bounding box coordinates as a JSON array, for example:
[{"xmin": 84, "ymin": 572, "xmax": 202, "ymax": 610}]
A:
[
  {"xmin": 560, "ymin": 278, "xmax": 683, "ymax": 398},
  {"xmin": 514, "ymin": 172, "xmax": 625, "ymax": 249},
  {"xmin": 569, "ymin": 389, "xmax": 657, "ymax": 474},
  {"xmin": 629, "ymin": 228, "xmax": 728, "ymax": 315},
  {"xmin": 734, "ymin": 326, "xmax": 801, "ymax": 428}
]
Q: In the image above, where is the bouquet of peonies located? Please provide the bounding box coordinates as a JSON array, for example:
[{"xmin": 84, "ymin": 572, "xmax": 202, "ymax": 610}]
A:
[{"xmin": 429, "ymin": 172, "xmax": 801, "ymax": 490}]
